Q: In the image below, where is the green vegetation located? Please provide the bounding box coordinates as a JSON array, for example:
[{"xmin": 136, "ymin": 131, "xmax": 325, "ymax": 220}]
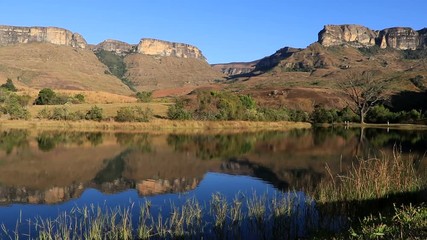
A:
[
  {"xmin": 0, "ymin": 78, "xmax": 17, "ymax": 92},
  {"xmin": 338, "ymin": 71, "xmax": 387, "ymax": 124},
  {"xmin": 95, "ymin": 49, "xmax": 136, "ymax": 92},
  {"xmin": 85, "ymin": 105, "xmax": 104, "ymax": 121},
  {"xmin": 34, "ymin": 88, "xmax": 56, "ymax": 105},
  {"xmin": 115, "ymin": 106, "xmax": 153, "ymax": 122},
  {"xmin": 136, "ymin": 91, "xmax": 153, "ymax": 103},
  {"xmin": 36, "ymin": 105, "xmax": 104, "ymax": 121},
  {"xmin": 348, "ymin": 204, "xmax": 427, "ymax": 239},
  {"xmin": 402, "ymin": 48, "xmax": 427, "ymax": 59},
  {"xmin": 315, "ymin": 150, "xmax": 424, "ymax": 203},
  {"xmin": 0, "ymin": 88, "xmax": 31, "ymax": 120},
  {"xmin": 34, "ymin": 88, "xmax": 85, "ymax": 105},
  {"xmin": 409, "ymin": 75, "xmax": 426, "ymax": 91},
  {"xmin": 168, "ymin": 90, "xmax": 309, "ymax": 122},
  {"xmin": 310, "ymin": 104, "xmax": 427, "ymax": 124},
  {"xmin": 357, "ymin": 45, "xmax": 381, "ymax": 56}
]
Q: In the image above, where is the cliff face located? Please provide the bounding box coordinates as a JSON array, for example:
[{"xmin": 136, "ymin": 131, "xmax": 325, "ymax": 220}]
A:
[
  {"xmin": 137, "ymin": 38, "xmax": 206, "ymax": 61},
  {"xmin": 0, "ymin": 25, "xmax": 87, "ymax": 48},
  {"xmin": 318, "ymin": 24, "xmax": 427, "ymax": 50},
  {"xmin": 211, "ymin": 61, "xmax": 258, "ymax": 76},
  {"xmin": 93, "ymin": 39, "xmax": 135, "ymax": 55},
  {"xmin": 378, "ymin": 27, "xmax": 420, "ymax": 50},
  {"xmin": 318, "ymin": 24, "xmax": 377, "ymax": 48}
]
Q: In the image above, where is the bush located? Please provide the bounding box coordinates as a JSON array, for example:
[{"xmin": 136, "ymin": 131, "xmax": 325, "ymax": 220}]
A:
[
  {"xmin": 34, "ymin": 88, "xmax": 57, "ymax": 105},
  {"xmin": 85, "ymin": 106, "xmax": 103, "ymax": 121},
  {"xmin": 69, "ymin": 110, "xmax": 86, "ymax": 121},
  {"xmin": 311, "ymin": 106, "xmax": 339, "ymax": 123},
  {"xmin": 74, "ymin": 94, "xmax": 85, "ymax": 103},
  {"xmin": 1, "ymin": 94, "xmax": 30, "ymax": 120},
  {"xmin": 167, "ymin": 101, "xmax": 192, "ymax": 120},
  {"xmin": 0, "ymin": 78, "xmax": 17, "ymax": 92},
  {"xmin": 115, "ymin": 106, "xmax": 153, "ymax": 122},
  {"xmin": 50, "ymin": 106, "xmax": 70, "ymax": 120},
  {"xmin": 136, "ymin": 91, "xmax": 153, "ymax": 103},
  {"xmin": 36, "ymin": 108, "xmax": 52, "ymax": 119},
  {"xmin": 257, "ymin": 107, "xmax": 289, "ymax": 121}
]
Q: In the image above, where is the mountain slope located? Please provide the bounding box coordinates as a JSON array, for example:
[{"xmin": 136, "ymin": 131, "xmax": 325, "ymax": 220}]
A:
[
  {"xmin": 0, "ymin": 43, "xmax": 133, "ymax": 95},
  {"xmin": 124, "ymin": 54, "xmax": 224, "ymax": 92}
]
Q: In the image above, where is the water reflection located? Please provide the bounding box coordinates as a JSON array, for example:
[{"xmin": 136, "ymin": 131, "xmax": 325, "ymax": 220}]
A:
[
  {"xmin": 0, "ymin": 127, "xmax": 426, "ymax": 237},
  {"xmin": 0, "ymin": 127, "xmax": 424, "ymax": 205}
]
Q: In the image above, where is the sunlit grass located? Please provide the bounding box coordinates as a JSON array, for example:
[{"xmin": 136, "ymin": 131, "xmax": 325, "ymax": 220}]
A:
[{"xmin": 314, "ymin": 147, "xmax": 426, "ymax": 203}]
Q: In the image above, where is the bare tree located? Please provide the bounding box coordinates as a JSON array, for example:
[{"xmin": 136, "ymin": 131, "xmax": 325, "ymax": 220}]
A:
[{"xmin": 339, "ymin": 71, "xmax": 388, "ymax": 124}]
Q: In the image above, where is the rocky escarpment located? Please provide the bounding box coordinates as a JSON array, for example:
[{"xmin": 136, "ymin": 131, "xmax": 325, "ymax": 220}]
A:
[
  {"xmin": 0, "ymin": 25, "xmax": 87, "ymax": 48},
  {"xmin": 211, "ymin": 61, "xmax": 258, "ymax": 76},
  {"xmin": 137, "ymin": 38, "xmax": 206, "ymax": 61},
  {"xmin": 319, "ymin": 24, "xmax": 427, "ymax": 50},
  {"xmin": 93, "ymin": 39, "xmax": 136, "ymax": 55}
]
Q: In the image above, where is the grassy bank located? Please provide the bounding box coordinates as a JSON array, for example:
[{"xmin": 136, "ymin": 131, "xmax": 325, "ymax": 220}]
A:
[{"xmin": 0, "ymin": 119, "xmax": 311, "ymax": 133}]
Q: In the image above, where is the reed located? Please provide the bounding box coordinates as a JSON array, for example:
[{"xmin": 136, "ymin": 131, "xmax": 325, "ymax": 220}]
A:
[
  {"xmin": 315, "ymin": 147, "xmax": 426, "ymax": 203},
  {"xmin": 1, "ymin": 192, "xmax": 310, "ymax": 240}
]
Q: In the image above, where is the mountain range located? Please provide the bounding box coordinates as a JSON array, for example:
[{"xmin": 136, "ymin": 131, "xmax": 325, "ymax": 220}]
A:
[{"xmin": 0, "ymin": 24, "xmax": 426, "ymax": 111}]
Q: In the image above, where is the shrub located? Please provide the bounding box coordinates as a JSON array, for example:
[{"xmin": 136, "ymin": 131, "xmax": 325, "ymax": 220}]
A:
[
  {"xmin": 34, "ymin": 88, "xmax": 57, "ymax": 105},
  {"xmin": 74, "ymin": 94, "xmax": 85, "ymax": 103},
  {"xmin": 115, "ymin": 106, "xmax": 153, "ymax": 122},
  {"xmin": 2, "ymin": 94, "xmax": 30, "ymax": 120},
  {"xmin": 136, "ymin": 91, "xmax": 153, "ymax": 103},
  {"xmin": 0, "ymin": 78, "xmax": 17, "ymax": 92},
  {"xmin": 366, "ymin": 105, "xmax": 393, "ymax": 123},
  {"xmin": 68, "ymin": 110, "xmax": 86, "ymax": 121},
  {"xmin": 311, "ymin": 106, "xmax": 339, "ymax": 123},
  {"xmin": 167, "ymin": 101, "xmax": 192, "ymax": 120},
  {"xmin": 257, "ymin": 107, "xmax": 289, "ymax": 121},
  {"xmin": 36, "ymin": 108, "xmax": 52, "ymax": 119},
  {"xmin": 85, "ymin": 106, "xmax": 103, "ymax": 121},
  {"xmin": 50, "ymin": 106, "xmax": 70, "ymax": 120}
]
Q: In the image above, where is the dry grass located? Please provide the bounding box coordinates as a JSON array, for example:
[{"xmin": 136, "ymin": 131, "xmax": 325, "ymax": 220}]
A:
[
  {"xmin": 315, "ymin": 148, "xmax": 426, "ymax": 203},
  {"xmin": 19, "ymin": 90, "xmax": 138, "ymax": 104},
  {"xmin": 0, "ymin": 119, "xmax": 311, "ymax": 134},
  {"xmin": 0, "ymin": 43, "xmax": 133, "ymax": 95}
]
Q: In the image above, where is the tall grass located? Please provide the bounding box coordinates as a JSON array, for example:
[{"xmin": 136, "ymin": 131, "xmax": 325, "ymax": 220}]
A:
[
  {"xmin": 315, "ymin": 147, "xmax": 426, "ymax": 202},
  {"xmin": 1, "ymin": 193, "xmax": 313, "ymax": 240}
]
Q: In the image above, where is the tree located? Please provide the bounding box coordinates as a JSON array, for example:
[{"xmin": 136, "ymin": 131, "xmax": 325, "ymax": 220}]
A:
[
  {"xmin": 339, "ymin": 71, "xmax": 387, "ymax": 124},
  {"xmin": 34, "ymin": 88, "xmax": 56, "ymax": 105},
  {"xmin": 1, "ymin": 78, "xmax": 17, "ymax": 92}
]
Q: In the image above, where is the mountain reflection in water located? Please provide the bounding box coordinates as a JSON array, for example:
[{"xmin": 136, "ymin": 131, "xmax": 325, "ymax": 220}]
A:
[
  {"xmin": 0, "ymin": 128, "xmax": 426, "ymax": 238},
  {"xmin": 0, "ymin": 128, "xmax": 425, "ymax": 205}
]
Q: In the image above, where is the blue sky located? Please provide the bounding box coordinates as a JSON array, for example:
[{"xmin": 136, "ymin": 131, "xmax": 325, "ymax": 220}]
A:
[{"xmin": 1, "ymin": 0, "xmax": 426, "ymax": 63}]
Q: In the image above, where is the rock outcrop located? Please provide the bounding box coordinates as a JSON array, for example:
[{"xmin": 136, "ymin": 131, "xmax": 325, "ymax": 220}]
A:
[
  {"xmin": 377, "ymin": 27, "xmax": 420, "ymax": 50},
  {"xmin": 318, "ymin": 24, "xmax": 377, "ymax": 48},
  {"xmin": 93, "ymin": 39, "xmax": 136, "ymax": 55},
  {"xmin": 137, "ymin": 38, "xmax": 206, "ymax": 61},
  {"xmin": 318, "ymin": 24, "xmax": 427, "ymax": 50},
  {"xmin": 0, "ymin": 25, "xmax": 87, "ymax": 48},
  {"xmin": 211, "ymin": 61, "xmax": 258, "ymax": 76}
]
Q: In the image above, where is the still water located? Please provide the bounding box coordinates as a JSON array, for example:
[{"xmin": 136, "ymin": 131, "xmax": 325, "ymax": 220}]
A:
[{"xmin": 0, "ymin": 128, "xmax": 426, "ymax": 237}]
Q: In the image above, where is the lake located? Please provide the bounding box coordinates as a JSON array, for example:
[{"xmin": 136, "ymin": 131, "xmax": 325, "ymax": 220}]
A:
[{"xmin": 0, "ymin": 127, "xmax": 426, "ymax": 238}]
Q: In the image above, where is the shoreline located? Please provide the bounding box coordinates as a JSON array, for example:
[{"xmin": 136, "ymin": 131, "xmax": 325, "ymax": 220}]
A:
[{"xmin": 0, "ymin": 119, "xmax": 312, "ymax": 133}]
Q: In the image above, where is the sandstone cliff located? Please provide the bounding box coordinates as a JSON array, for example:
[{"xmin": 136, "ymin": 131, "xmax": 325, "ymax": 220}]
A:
[
  {"xmin": 93, "ymin": 39, "xmax": 136, "ymax": 55},
  {"xmin": 137, "ymin": 38, "xmax": 206, "ymax": 61},
  {"xmin": 318, "ymin": 24, "xmax": 427, "ymax": 50},
  {"xmin": 211, "ymin": 61, "xmax": 258, "ymax": 76},
  {"xmin": 0, "ymin": 25, "xmax": 87, "ymax": 48}
]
